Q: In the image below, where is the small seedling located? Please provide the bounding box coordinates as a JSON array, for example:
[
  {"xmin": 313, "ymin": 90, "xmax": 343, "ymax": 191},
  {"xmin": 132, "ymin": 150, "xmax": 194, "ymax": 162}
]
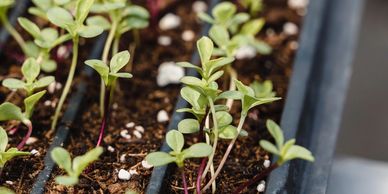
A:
[
  {"xmin": 2, "ymin": 57, "xmax": 55, "ymax": 96},
  {"xmin": 49, "ymin": 0, "xmax": 104, "ymax": 130},
  {"xmin": 51, "ymin": 147, "xmax": 103, "ymax": 186},
  {"xmin": 85, "ymin": 51, "xmax": 133, "ymax": 146},
  {"xmin": 233, "ymin": 120, "xmax": 314, "ymax": 193},
  {"xmin": 17, "ymin": 17, "xmax": 72, "ymax": 72},
  {"xmin": 250, "ymin": 80, "xmax": 276, "ymax": 98},
  {"xmin": 0, "ymin": 0, "xmax": 28, "ymax": 54},
  {"xmin": 0, "ymin": 127, "xmax": 30, "ymax": 168}
]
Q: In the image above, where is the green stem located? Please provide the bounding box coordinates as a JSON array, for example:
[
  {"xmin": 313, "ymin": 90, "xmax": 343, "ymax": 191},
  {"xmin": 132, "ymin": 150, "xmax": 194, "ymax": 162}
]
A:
[
  {"xmin": 51, "ymin": 36, "xmax": 79, "ymax": 130},
  {"xmin": 0, "ymin": 14, "xmax": 27, "ymax": 54},
  {"xmin": 202, "ymin": 112, "xmax": 247, "ymax": 192},
  {"xmin": 202, "ymin": 96, "xmax": 219, "ymax": 183},
  {"xmin": 225, "ymin": 65, "xmax": 237, "ymax": 109},
  {"xmin": 99, "ymin": 20, "xmax": 119, "ymax": 117}
]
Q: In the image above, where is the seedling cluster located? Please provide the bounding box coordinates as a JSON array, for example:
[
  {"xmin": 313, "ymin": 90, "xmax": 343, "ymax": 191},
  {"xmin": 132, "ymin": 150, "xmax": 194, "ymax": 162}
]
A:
[{"xmin": 0, "ymin": 0, "xmax": 313, "ymax": 193}]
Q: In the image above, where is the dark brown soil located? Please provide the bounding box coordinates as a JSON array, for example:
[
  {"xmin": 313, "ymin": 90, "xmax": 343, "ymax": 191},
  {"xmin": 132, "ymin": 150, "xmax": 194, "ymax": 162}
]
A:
[
  {"xmin": 163, "ymin": 1, "xmax": 303, "ymax": 194},
  {"xmin": 45, "ymin": 0, "xmax": 207, "ymax": 193}
]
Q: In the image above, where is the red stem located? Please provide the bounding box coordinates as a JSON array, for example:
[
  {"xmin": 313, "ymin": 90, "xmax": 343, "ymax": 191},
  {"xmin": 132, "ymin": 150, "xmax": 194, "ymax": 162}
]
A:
[
  {"xmin": 8, "ymin": 125, "xmax": 19, "ymax": 135},
  {"xmin": 181, "ymin": 170, "xmax": 189, "ymax": 194},
  {"xmin": 196, "ymin": 158, "xmax": 207, "ymax": 194},
  {"xmin": 147, "ymin": 0, "xmax": 159, "ymax": 25},
  {"xmin": 233, "ymin": 163, "xmax": 279, "ymax": 194},
  {"xmin": 96, "ymin": 87, "xmax": 111, "ymax": 147},
  {"xmin": 17, "ymin": 121, "xmax": 32, "ymax": 150}
]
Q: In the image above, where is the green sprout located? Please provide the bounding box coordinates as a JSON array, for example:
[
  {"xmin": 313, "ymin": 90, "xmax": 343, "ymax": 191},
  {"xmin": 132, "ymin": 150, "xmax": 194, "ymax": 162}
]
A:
[
  {"xmin": 51, "ymin": 147, "xmax": 103, "ymax": 186},
  {"xmin": 29, "ymin": 0, "xmax": 73, "ymax": 20},
  {"xmin": 2, "ymin": 57, "xmax": 55, "ymax": 96},
  {"xmin": 17, "ymin": 17, "xmax": 72, "ymax": 72},
  {"xmin": 88, "ymin": 0, "xmax": 149, "ymax": 116},
  {"xmin": 0, "ymin": 0, "xmax": 28, "ymax": 54},
  {"xmin": 0, "ymin": 127, "xmax": 30, "ymax": 168},
  {"xmin": 233, "ymin": 120, "xmax": 314, "ymax": 193},
  {"xmin": 49, "ymin": 0, "xmax": 104, "ymax": 131},
  {"xmin": 85, "ymin": 51, "xmax": 133, "ymax": 146}
]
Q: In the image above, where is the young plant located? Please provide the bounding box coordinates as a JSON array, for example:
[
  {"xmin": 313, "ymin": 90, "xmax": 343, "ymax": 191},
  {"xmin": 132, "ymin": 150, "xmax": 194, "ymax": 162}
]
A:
[
  {"xmin": 146, "ymin": 130, "xmax": 212, "ymax": 194},
  {"xmin": 48, "ymin": 0, "xmax": 104, "ymax": 130},
  {"xmin": 17, "ymin": 17, "xmax": 73, "ymax": 72},
  {"xmin": 0, "ymin": 127, "xmax": 30, "ymax": 168},
  {"xmin": 51, "ymin": 146, "xmax": 103, "ymax": 186},
  {"xmin": 0, "ymin": 0, "xmax": 27, "ymax": 54},
  {"xmin": 88, "ymin": 0, "xmax": 149, "ymax": 116},
  {"xmin": 233, "ymin": 120, "xmax": 314, "ymax": 193},
  {"xmin": 85, "ymin": 51, "xmax": 133, "ymax": 146}
]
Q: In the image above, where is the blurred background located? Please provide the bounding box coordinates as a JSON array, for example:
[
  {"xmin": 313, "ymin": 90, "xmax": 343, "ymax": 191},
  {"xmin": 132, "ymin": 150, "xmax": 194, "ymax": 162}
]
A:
[{"xmin": 327, "ymin": 0, "xmax": 388, "ymax": 193}]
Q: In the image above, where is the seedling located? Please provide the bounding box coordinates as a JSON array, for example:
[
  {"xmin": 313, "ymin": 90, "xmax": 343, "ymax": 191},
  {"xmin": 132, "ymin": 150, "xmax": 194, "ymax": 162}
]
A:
[
  {"xmin": 0, "ymin": 127, "xmax": 30, "ymax": 168},
  {"xmin": 2, "ymin": 57, "xmax": 55, "ymax": 96},
  {"xmin": 88, "ymin": 0, "xmax": 149, "ymax": 115},
  {"xmin": 85, "ymin": 51, "xmax": 133, "ymax": 146},
  {"xmin": 17, "ymin": 17, "xmax": 73, "ymax": 72},
  {"xmin": 51, "ymin": 147, "xmax": 103, "ymax": 186},
  {"xmin": 49, "ymin": 0, "xmax": 104, "ymax": 131},
  {"xmin": 0, "ymin": 0, "xmax": 28, "ymax": 54},
  {"xmin": 146, "ymin": 130, "xmax": 212, "ymax": 194},
  {"xmin": 233, "ymin": 120, "xmax": 314, "ymax": 193}
]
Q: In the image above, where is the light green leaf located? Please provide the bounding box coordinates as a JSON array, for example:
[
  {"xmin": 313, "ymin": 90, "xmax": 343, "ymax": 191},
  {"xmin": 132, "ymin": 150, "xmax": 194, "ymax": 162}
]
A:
[
  {"xmin": 34, "ymin": 76, "xmax": 55, "ymax": 88},
  {"xmin": 215, "ymin": 111, "xmax": 232, "ymax": 127},
  {"xmin": 55, "ymin": 176, "xmax": 79, "ymax": 186},
  {"xmin": 197, "ymin": 12, "xmax": 215, "ymax": 24},
  {"xmin": 75, "ymin": 0, "xmax": 95, "ymax": 24},
  {"xmin": 24, "ymin": 90, "xmax": 46, "ymax": 119},
  {"xmin": 234, "ymin": 79, "xmax": 255, "ymax": 97},
  {"xmin": 54, "ymin": 0, "xmax": 70, "ymax": 5},
  {"xmin": 47, "ymin": 7, "xmax": 74, "ymax": 28},
  {"xmin": 86, "ymin": 16, "xmax": 111, "ymax": 30},
  {"xmin": 110, "ymin": 72, "xmax": 133, "ymax": 79},
  {"xmin": 259, "ymin": 140, "xmax": 279, "ymax": 155},
  {"xmin": 145, "ymin": 152, "xmax": 176, "ymax": 167},
  {"xmin": 2, "ymin": 78, "xmax": 26, "ymax": 90},
  {"xmin": 219, "ymin": 125, "xmax": 238, "ymax": 139},
  {"xmin": 78, "ymin": 25, "xmax": 103, "ymax": 38},
  {"xmin": 72, "ymin": 147, "xmax": 103, "ymax": 176},
  {"xmin": 246, "ymin": 96, "xmax": 281, "ymax": 111},
  {"xmin": 0, "ymin": 127, "xmax": 8, "ymax": 152},
  {"xmin": 205, "ymin": 57, "xmax": 234, "ymax": 77},
  {"xmin": 183, "ymin": 143, "xmax": 212, "ymax": 158},
  {"xmin": 197, "ymin": 36, "xmax": 214, "ymax": 65},
  {"xmin": 212, "ymin": 2, "xmax": 236, "ymax": 24},
  {"xmin": 85, "ymin": 59, "xmax": 109, "ymax": 85},
  {"xmin": 166, "ymin": 130, "xmax": 184, "ymax": 153},
  {"xmin": 178, "ymin": 119, "xmax": 200, "ymax": 134},
  {"xmin": 18, "ymin": 17, "xmax": 41, "ymax": 39},
  {"xmin": 217, "ymin": 90, "xmax": 242, "ymax": 100},
  {"xmin": 207, "ymin": 70, "xmax": 224, "ymax": 83},
  {"xmin": 22, "ymin": 58, "xmax": 40, "ymax": 84},
  {"xmin": 209, "ymin": 25, "xmax": 229, "ymax": 48},
  {"xmin": 240, "ymin": 18, "xmax": 265, "ymax": 36},
  {"xmin": 252, "ymin": 40, "xmax": 272, "ymax": 55},
  {"xmin": 1, "ymin": 148, "xmax": 30, "ymax": 168},
  {"xmin": 176, "ymin": 62, "xmax": 202, "ymax": 74},
  {"xmin": 0, "ymin": 0, "xmax": 14, "ymax": 7},
  {"xmin": 266, "ymin": 119, "xmax": 284, "ymax": 149},
  {"xmin": 281, "ymin": 139, "xmax": 296, "ymax": 156},
  {"xmin": 0, "ymin": 102, "xmax": 25, "ymax": 122},
  {"xmin": 283, "ymin": 145, "xmax": 315, "ymax": 162},
  {"xmin": 51, "ymin": 147, "xmax": 72, "ymax": 174},
  {"xmin": 40, "ymin": 59, "xmax": 57, "ymax": 73},
  {"xmin": 180, "ymin": 76, "xmax": 205, "ymax": 88},
  {"xmin": 40, "ymin": 28, "xmax": 59, "ymax": 43},
  {"xmin": 110, "ymin": 51, "xmax": 130, "ymax": 73},
  {"xmin": 123, "ymin": 5, "xmax": 150, "ymax": 18}
]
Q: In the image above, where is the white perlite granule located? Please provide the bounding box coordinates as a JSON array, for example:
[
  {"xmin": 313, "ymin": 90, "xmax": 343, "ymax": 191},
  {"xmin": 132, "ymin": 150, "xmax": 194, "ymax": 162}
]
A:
[
  {"xmin": 118, "ymin": 169, "xmax": 131, "ymax": 180},
  {"xmin": 156, "ymin": 62, "xmax": 185, "ymax": 87},
  {"xmin": 159, "ymin": 13, "xmax": 181, "ymax": 30},
  {"xmin": 157, "ymin": 110, "xmax": 169, "ymax": 122}
]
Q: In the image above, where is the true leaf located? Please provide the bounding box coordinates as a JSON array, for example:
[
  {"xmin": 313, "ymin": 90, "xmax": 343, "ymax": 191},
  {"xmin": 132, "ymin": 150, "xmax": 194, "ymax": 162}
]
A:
[
  {"xmin": 266, "ymin": 119, "xmax": 284, "ymax": 148},
  {"xmin": 86, "ymin": 16, "xmax": 111, "ymax": 30},
  {"xmin": 215, "ymin": 111, "xmax": 232, "ymax": 127},
  {"xmin": 34, "ymin": 76, "xmax": 55, "ymax": 88},
  {"xmin": 259, "ymin": 140, "xmax": 279, "ymax": 155},
  {"xmin": 219, "ymin": 125, "xmax": 238, "ymax": 139},
  {"xmin": 240, "ymin": 19, "xmax": 265, "ymax": 36},
  {"xmin": 197, "ymin": 37, "xmax": 213, "ymax": 65},
  {"xmin": 110, "ymin": 51, "xmax": 130, "ymax": 74},
  {"xmin": 209, "ymin": 25, "xmax": 230, "ymax": 48},
  {"xmin": 75, "ymin": 0, "xmax": 95, "ymax": 24},
  {"xmin": 72, "ymin": 147, "xmax": 103, "ymax": 176},
  {"xmin": 51, "ymin": 147, "xmax": 72, "ymax": 174},
  {"xmin": 283, "ymin": 145, "xmax": 315, "ymax": 162},
  {"xmin": 78, "ymin": 25, "xmax": 103, "ymax": 38},
  {"xmin": 47, "ymin": 7, "xmax": 74, "ymax": 28},
  {"xmin": 24, "ymin": 90, "xmax": 46, "ymax": 119},
  {"xmin": 2, "ymin": 78, "xmax": 26, "ymax": 90},
  {"xmin": 22, "ymin": 58, "xmax": 40, "ymax": 84},
  {"xmin": 197, "ymin": 12, "xmax": 215, "ymax": 24},
  {"xmin": 178, "ymin": 119, "xmax": 200, "ymax": 134},
  {"xmin": 212, "ymin": 2, "xmax": 236, "ymax": 24}
]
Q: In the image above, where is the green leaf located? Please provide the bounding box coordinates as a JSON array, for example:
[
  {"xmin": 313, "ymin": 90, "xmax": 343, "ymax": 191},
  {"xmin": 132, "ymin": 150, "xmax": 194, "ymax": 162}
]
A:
[
  {"xmin": 85, "ymin": 59, "xmax": 109, "ymax": 85},
  {"xmin": 123, "ymin": 5, "xmax": 150, "ymax": 18},
  {"xmin": 197, "ymin": 12, "xmax": 215, "ymax": 24},
  {"xmin": 259, "ymin": 140, "xmax": 279, "ymax": 155},
  {"xmin": 78, "ymin": 25, "xmax": 103, "ymax": 38},
  {"xmin": 281, "ymin": 139, "xmax": 296, "ymax": 156},
  {"xmin": 1, "ymin": 148, "xmax": 30, "ymax": 168},
  {"xmin": 240, "ymin": 19, "xmax": 265, "ymax": 36},
  {"xmin": 217, "ymin": 90, "xmax": 242, "ymax": 100},
  {"xmin": 54, "ymin": 0, "xmax": 70, "ymax": 5},
  {"xmin": 0, "ymin": 102, "xmax": 26, "ymax": 122},
  {"xmin": 110, "ymin": 72, "xmax": 133, "ymax": 79},
  {"xmin": 24, "ymin": 90, "xmax": 46, "ymax": 119},
  {"xmin": 72, "ymin": 147, "xmax": 103, "ymax": 176},
  {"xmin": 22, "ymin": 58, "xmax": 40, "ymax": 84},
  {"xmin": 51, "ymin": 147, "xmax": 72, "ymax": 174},
  {"xmin": 0, "ymin": 186, "xmax": 15, "ymax": 194},
  {"xmin": 250, "ymin": 80, "xmax": 275, "ymax": 98},
  {"xmin": 252, "ymin": 40, "xmax": 272, "ymax": 55},
  {"xmin": 197, "ymin": 36, "xmax": 214, "ymax": 65},
  {"xmin": 183, "ymin": 143, "xmax": 212, "ymax": 158},
  {"xmin": 0, "ymin": 127, "xmax": 8, "ymax": 152},
  {"xmin": 219, "ymin": 125, "xmax": 238, "ymax": 139},
  {"xmin": 110, "ymin": 51, "xmax": 130, "ymax": 73},
  {"xmin": 234, "ymin": 79, "xmax": 255, "ymax": 97},
  {"xmin": 180, "ymin": 76, "xmax": 205, "ymax": 88},
  {"xmin": 40, "ymin": 59, "xmax": 57, "ymax": 73},
  {"xmin": 176, "ymin": 62, "xmax": 202, "ymax": 74},
  {"xmin": 34, "ymin": 76, "xmax": 55, "ymax": 88},
  {"xmin": 245, "ymin": 96, "xmax": 281, "ymax": 111},
  {"xmin": 166, "ymin": 130, "xmax": 184, "ymax": 153},
  {"xmin": 75, "ymin": 0, "xmax": 95, "ymax": 24},
  {"xmin": 145, "ymin": 152, "xmax": 176, "ymax": 167},
  {"xmin": 283, "ymin": 145, "xmax": 315, "ymax": 163},
  {"xmin": 86, "ymin": 16, "xmax": 111, "ymax": 30},
  {"xmin": 207, "ymin": 70, "xmax": 224, "ymax": 83},
  {"xmin": 230, "ymin": 13, "xmax": 250, "ymax": 33},
  {"xmin": 47, "ymin": 7, "xmax": 74, "ymax": 28},
  {"xmin": 0, "ymin": 0, "xmax": 14, "ymax": 7},
  {"xmin": 212, "ymin": 2, "xmax": 236, "ymax": 24},
  {"xmin": 215, "ymin": 111, "xmax": 232, "ymax": 127},
  {"xmin": 205, "ymin": 57, "xmax": 234, "ymax": 77},
  {"xmin": 178, "ymin": 119, "xmax": 200, "ymax": 134},
  {"xmin": 18, "ymin": 17, "xmax": 41, "ymax": 39},
  {"xmin": 266, "ymin": 119, "xmax": 284, "ymax": 149},
  {"xmin": 55, "ymin": 176, "xmax": 79, "ymax": 186},
  {"xmin": 2, "ymin": 78, "xmax": 26, "ymax": 90},
  {"xmin": 209, "ymin": 25, "xmax": 229, "ymax": 48}
]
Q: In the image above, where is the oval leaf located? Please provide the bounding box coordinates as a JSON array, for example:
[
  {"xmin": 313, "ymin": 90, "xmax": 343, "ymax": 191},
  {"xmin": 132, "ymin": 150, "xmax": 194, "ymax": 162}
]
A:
[
  {"xmin": 51, "ymin": 147, "xmax": 72, "ymax": 173},
  {"xmin": 166, "ymin": 130, "xmax": 184, "ymax": 153},
  {"xmin": 178, "ymin": 119, "xmax": 200, "ymax": 134},
  {"xmin": 145, "ymin": 152, "xmax": 176, "ymax": 167},
  {"xmin": 183, "ymin": 143, "xmax": 212, "ymax": 158},
  {"xmin": 110, "ymin": 51, "xmax": 130, "ymax": 73}
]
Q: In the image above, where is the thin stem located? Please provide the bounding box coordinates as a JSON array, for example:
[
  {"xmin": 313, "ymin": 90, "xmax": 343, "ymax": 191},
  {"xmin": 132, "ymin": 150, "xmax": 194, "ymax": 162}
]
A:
[
  {"xmin": 100, "ymin": 20, "xmax": 119, "ymax": 117},
  {"xmin": 195, "ymin": 110, "xmax": 209, "ymax": 193},
  {"xmin": 201, "ymin": 115, "xmax": 210, "ymax": 180},
  {"xmin": 202, "ymin": 113, "xmax": 247, "ymax": 192},
  {"xmin": 113, "ymin": 35, "xmax": 121, "ymax": 56},
  {"xmin": 0, "ymin": 14, "xmax": 27, "ymax": 54},
  {"xmin": 233, "ymin": 163, "xmax": 279, "ymax": 194},
  {"xmin": 181, "ymin": 169, "xmax": 189, "ymax": 194},
  {"xmin": 196, "ymin": 158, "xmax": 207, "ymax": 194},
  {"xmin": 17, "ymin": 120, "xmax": 32, "ymax": 150},
  {"xmin": 225, "ymin": 65, "xmax": 237, "ymax": 109},
  {"xmin": 201, "ymin": 97, "xmax": 219, "ymax": 188},
  {"xmin": 96, "ymin": 85, "xmax": 112, "ymax": 147},
  {"xmin": 51, "ymin": 36, "xmax": 79, "ymax": 130}
]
